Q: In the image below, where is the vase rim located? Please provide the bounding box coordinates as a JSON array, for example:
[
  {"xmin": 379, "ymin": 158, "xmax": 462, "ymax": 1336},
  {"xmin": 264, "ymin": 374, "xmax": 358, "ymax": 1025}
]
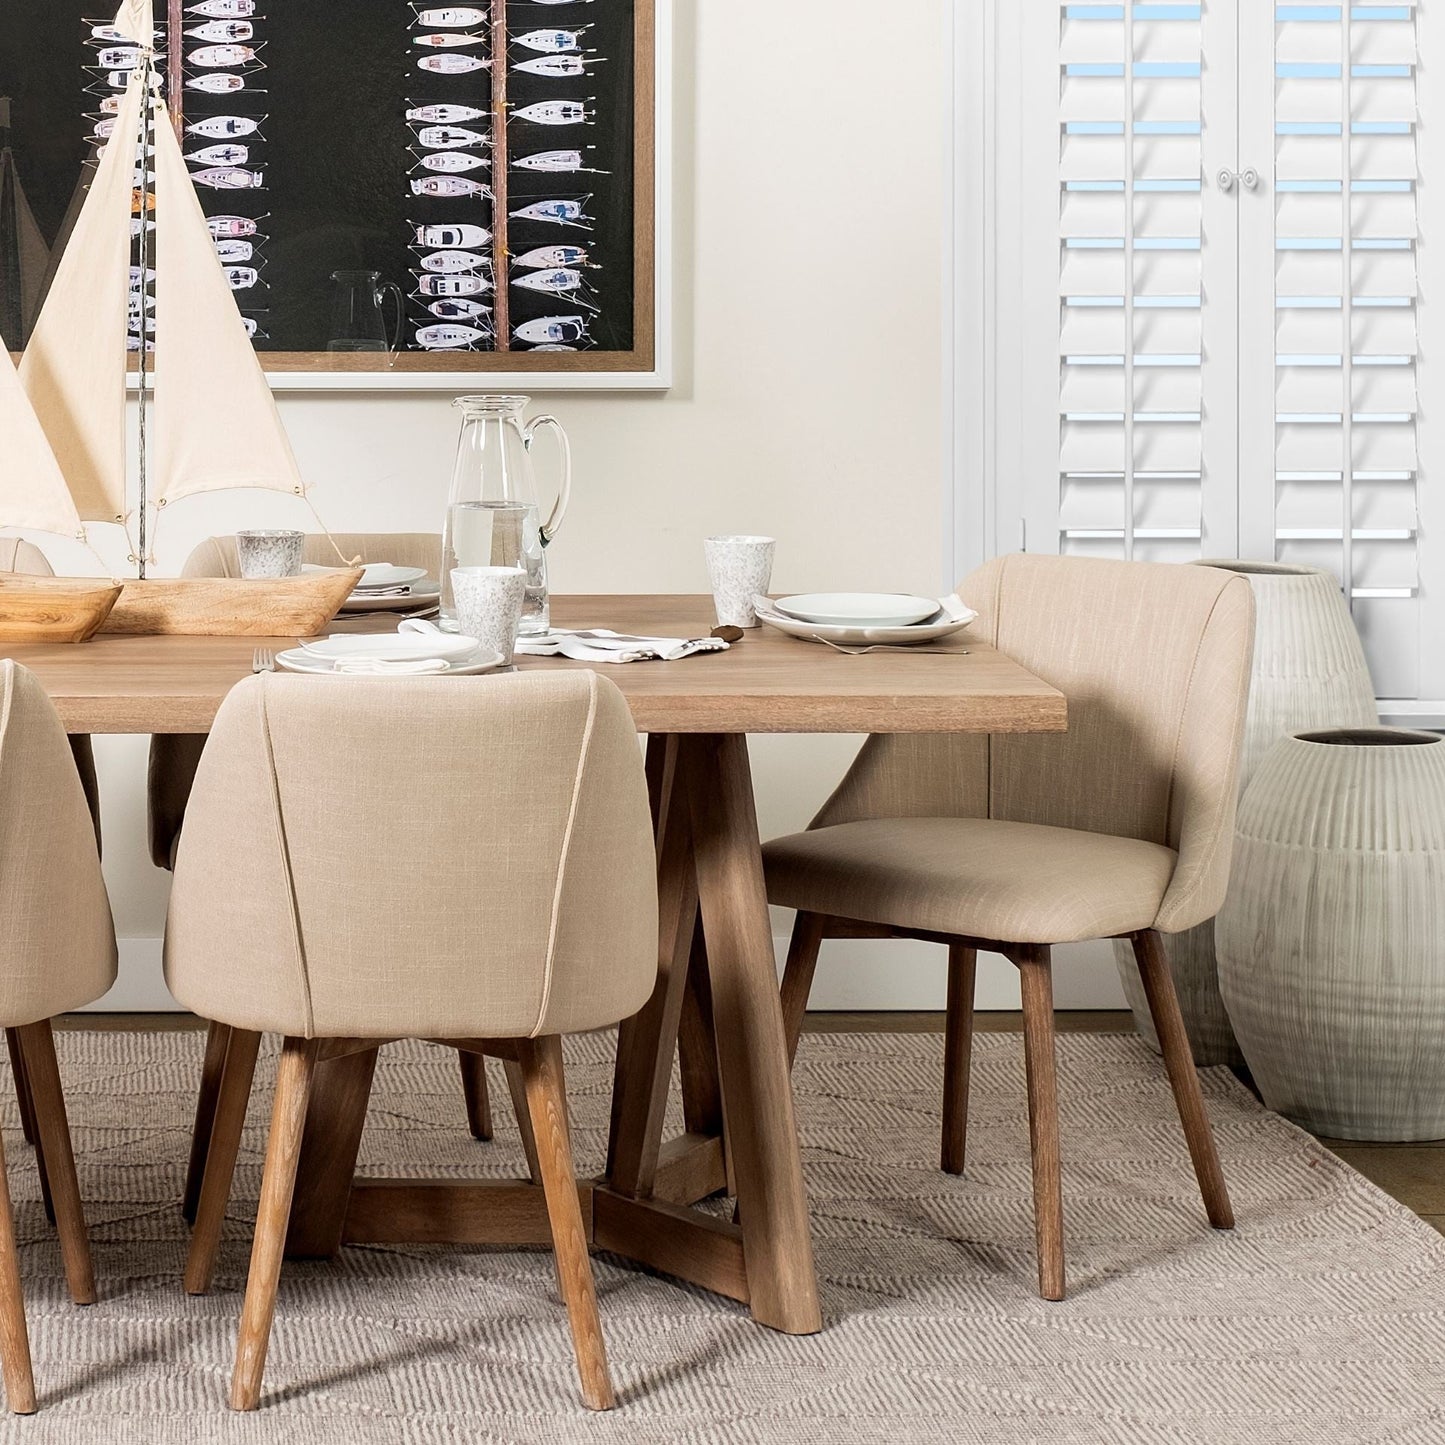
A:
[
  {"xmin": 1293, "ymin": 727, "xmax": 1441, "ymax": 748},
  {"xmin": 1195, "ymin": 559, "xmax": 1331, "ymax": 579}
]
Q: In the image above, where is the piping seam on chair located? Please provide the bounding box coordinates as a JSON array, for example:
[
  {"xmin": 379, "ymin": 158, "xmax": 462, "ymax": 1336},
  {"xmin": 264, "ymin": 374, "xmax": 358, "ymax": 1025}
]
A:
[
  {"xmin": 258, "ymin": 682, "xmax": 315, "ymax": 1036},
  {"xmin": 1155, "ymin": 577, "xmax": 1239, "ymax": 927},
  {"xmin": 534, "ymin": 672, "xmax": 600, "ymax": 1037}
]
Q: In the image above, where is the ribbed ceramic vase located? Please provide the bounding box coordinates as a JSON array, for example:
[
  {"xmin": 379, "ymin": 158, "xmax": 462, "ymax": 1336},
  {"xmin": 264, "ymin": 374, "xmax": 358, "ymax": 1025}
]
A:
[
  {"xmin": 1218, "ymin": 729, "xmax": 1445, "ymax": 1140},
  {"xmin": 1113, "ymin": 562, "xmax": 1377, "ymax": 1065}
]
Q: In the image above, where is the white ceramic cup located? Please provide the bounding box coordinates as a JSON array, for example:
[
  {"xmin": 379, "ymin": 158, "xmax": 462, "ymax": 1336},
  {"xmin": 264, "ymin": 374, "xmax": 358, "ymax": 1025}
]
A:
[
  {"xmin": 705, "ymin": 535, "xmax": 775, "ymax": 629},
  {"xmin": 451, "ymin": 565, "xmax": 528, "ymax": 664},
  {"xmin": 236, "ymin": 529, "xmax": 304, "ymax": 579}
]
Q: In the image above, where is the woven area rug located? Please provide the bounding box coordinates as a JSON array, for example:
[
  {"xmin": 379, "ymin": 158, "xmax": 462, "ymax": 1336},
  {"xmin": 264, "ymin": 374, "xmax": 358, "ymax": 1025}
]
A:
[{"xmin": 0, "ymin": 1029, "xmax": 1442, "ymax": 1444}]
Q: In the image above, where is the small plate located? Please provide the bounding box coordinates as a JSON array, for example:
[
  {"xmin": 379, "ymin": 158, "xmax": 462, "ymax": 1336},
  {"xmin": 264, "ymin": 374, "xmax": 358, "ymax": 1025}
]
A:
[
  {"xmin": 304, "ymin": 562, "xmax": 428, "ymax": 590},
  {"xmin": 298, "ymin": 632, "xmax": 481, "ymax": 663},
  {"xmin": 754, "ymin": 594, "xmax": 978, "ymax": 647},
  {"xmin": 275, "ymin": 646, "xmax": 505, "ymax": 676},
  {"xmin": 773, "ymin": 592, "xmax": 942, "ymax": 628},
  {"xmin": 338, "ymin": 580, "xmax": 442, "ymax": 613}
]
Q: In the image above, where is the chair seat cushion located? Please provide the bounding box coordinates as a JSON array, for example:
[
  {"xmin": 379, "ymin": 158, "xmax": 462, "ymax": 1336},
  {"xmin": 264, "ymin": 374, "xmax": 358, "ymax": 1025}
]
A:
[{"xmin": 763, "ymin": 817, "xmax": 1178, "ymax": 944}]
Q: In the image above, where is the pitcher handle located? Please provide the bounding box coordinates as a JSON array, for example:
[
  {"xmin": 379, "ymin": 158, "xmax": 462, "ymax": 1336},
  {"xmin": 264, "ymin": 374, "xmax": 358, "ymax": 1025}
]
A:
[
  {"xmin": 379, "ymin": 282, "xmax": 406, "ymax": 363},
  {"xmin": 523, "ymin": 414, "xmax": 571, "ymax": 545}
]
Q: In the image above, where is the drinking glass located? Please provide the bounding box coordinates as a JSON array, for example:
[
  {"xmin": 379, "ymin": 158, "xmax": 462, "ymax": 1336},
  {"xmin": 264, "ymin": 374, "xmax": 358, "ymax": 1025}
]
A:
[
  {"xmin": 705, "ymin": 535, "xmax": 775, "ymax": 628},
  {"xmin": 451, "ymin": 566, "xmax": 528, "ymax": 664},
  {"xmin": 237, "ymin": 529, "xmax": 304, "ymax": 578},
  {"xmin": 442, "ymin": 501, "xmax": 542, "ymax": 632}
]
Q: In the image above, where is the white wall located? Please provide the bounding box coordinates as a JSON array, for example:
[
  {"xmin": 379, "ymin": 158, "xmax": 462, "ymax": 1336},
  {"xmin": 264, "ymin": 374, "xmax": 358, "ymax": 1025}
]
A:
[{"xmin": 38, "ymin": 1, "xmax": 1127, "ymax": 1014}]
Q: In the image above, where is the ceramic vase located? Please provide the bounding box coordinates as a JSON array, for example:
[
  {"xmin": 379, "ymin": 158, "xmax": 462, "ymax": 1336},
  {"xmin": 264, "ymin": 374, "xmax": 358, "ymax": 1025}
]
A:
[
  {"xmin": 1112, "ymin": 562, "xmax": 1377, "ymax": 1065},
  {"xmin": 1217, "ymin": 728, "xmax": 1445, "ymax": 1140}
]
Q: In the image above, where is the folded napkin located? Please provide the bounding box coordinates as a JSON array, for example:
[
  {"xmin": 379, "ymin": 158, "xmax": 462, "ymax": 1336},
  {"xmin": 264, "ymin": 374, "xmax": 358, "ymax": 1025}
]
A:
[
  {"xmin": 515, "ymin": 628, "xmax": 729, "ymax": 664},
  {"xmin": 329, "ymin": 656, "xmax": 453, "ymax": 675}
]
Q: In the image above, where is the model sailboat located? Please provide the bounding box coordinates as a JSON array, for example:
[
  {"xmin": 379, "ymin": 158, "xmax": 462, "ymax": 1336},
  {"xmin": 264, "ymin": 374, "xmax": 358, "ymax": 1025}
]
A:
[{"xmin": 0, "ymin": 0, "xmax": 358, "ymax": 637}]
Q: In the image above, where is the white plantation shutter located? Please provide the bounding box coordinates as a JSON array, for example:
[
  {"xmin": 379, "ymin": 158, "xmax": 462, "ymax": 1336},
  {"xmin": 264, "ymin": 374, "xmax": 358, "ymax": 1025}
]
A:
[
  {"xmin": 1056, "ymin": 1, "xmax": 1208, "ymax": 562},
  {"xmin": 1257, "ymin": 1, "xmax": 1428, "ymax": 699}
]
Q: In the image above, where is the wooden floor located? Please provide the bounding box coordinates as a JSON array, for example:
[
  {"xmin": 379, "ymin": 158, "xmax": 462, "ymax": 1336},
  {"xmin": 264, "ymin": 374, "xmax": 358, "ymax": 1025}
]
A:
[{"xmin": 61, "ymin": 1010, "xmax": 1445, "ymax": 1236}]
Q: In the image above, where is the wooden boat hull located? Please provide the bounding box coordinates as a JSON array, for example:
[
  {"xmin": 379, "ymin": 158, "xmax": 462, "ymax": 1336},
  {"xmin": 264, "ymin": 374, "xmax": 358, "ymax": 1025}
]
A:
[
  {"xmin": 0, "ymin": 576, "xmax": 125, "ymax": 643},
  {"xmin": 100, "ymin": 570, "xmax": 363, "ymax": 637}
]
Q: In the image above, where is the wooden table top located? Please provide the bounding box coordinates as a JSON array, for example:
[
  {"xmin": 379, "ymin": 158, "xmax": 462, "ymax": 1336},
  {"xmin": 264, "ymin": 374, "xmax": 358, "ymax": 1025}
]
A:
[{"xmin": 1, "ymin": 594, "xmax": 1067, "ymax": 736}]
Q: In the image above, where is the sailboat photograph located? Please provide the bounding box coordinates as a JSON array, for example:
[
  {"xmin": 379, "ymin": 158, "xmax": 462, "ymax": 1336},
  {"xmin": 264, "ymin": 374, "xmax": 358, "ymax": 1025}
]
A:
[{"xmin": 0, "ymin": 0, "xmax": 358, "ymax": 640}]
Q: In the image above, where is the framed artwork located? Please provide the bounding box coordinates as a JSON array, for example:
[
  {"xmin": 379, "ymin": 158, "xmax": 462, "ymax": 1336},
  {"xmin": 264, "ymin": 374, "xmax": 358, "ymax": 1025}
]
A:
[{"xmin": 0, "ymin": 0, "xmax": 669, "ymax": 389}]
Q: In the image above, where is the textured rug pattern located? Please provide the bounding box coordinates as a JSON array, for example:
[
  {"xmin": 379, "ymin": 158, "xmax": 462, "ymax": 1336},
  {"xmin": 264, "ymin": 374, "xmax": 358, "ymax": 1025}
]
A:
[{"xmin": 0, "ymin": 1030, "xmax": 1440, "ymax": 1443}]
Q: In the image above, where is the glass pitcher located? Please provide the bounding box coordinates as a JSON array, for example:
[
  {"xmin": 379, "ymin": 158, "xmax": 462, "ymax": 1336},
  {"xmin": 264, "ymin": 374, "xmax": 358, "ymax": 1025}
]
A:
[
  {"xmin": 441, "ymin": 395, "xmax": 571, "ymax": 634},
  {"xmin": 327, "ymin": 269, "xmax": 403, "ymax": 353}
]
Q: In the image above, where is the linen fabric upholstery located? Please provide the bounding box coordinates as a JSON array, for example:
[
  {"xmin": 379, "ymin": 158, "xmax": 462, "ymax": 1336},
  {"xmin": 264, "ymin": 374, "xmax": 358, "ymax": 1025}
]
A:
[
  {"xmin": 164, "ymin": 670, "xmax": 658, "ymax": 1040},
  {"xmin": 766, "ymin": 554, "xmax": 1255, "ymax": 940},
  {"xmin": 0, "ymin": 661, "xmax": 117, "ymax": 1023},
  {"xmin": 2, "ymin": 538, "xmax": 102, "ymax": 845},
  {"xmin": 149, "ymin": 532, "xmax": 444, "ymax": 867}
]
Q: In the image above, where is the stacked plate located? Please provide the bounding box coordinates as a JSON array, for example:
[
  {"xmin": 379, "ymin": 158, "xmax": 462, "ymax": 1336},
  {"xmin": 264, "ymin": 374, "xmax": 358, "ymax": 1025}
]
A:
[
  {"xmin": 274, "ymin": 632, "xmax": 504, "ymax": 677},
  {"xmin": 752, "ymin": 592, "xmax": 979, "ymax": 646},
  {"xmin": 305, "ymin": 564, "xmax": 443, "ymax": 614}
]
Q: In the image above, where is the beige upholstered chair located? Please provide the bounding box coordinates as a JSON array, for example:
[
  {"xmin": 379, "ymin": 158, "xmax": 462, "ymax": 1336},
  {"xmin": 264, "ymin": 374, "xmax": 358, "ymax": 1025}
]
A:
[
  {"xmin": 1, "ymin": 538, "xmax": 102, "ymax": 847},
  {"xmin": 763, "ymin": 554, "xmax": 1256, "ymax": 1301},
  {"xmin": 166, "ymin": 670, "xmax": 657, "ymax": 1412},
  {"xmin": 0, "ymin": 662, "xmax": 117, "ymax": 1413}
]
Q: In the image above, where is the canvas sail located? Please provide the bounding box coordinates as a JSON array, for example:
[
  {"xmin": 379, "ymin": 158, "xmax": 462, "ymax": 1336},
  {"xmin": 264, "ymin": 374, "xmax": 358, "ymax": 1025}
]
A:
[
  {"xmin": 0, "ymin": 338, "xmax": 84, "ymax": 539},
  {"xmin": 17, "ymin": 76, "xmax": 142, "ymax": 526},
  {"xmin": 111, "ymin": 0, "xmax": 156, "ymax": 47},
  {"xmin": 150, "ymin": 94, "xmax": 305, "ymax": 508}
]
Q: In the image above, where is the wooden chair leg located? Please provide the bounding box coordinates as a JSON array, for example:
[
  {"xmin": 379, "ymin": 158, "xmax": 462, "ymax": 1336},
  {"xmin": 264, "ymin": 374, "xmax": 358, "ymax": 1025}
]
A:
[
  {"xmin": 184, "ymin": 1028, "xmax": 262, "ymax": 1296},
  {"xmin": 1132, "ymin": 929, "xmax": 1234, "ymax": 1229},
  {"xmin": 15, "ymin": 1022, "xmax": 93, "ymax": 1306},
  {"xmin": 517, "ymin": 1036, "xmax": 615, "ymax": 1412},
  {"xmin": 0, "ymin": 1129, "xmax": 34, "ymax": 1414},
  {"xmin": 6, "ymin": 1030, "xmax": 51, "ymax": 1225},
  {"xmin": 779, "ymin": 911, "xmax": 826, "ymax": 1068},
  {"xmin": 230, "ymin": 1038, "xmax": 319, "ymax": 1413},
  {"xmin": 504, "ymin": 1060, "xmax": 543, "ymax": 1184},
  {"xmin": 1014, "ymin": 945, "xmax": 1065, "ymax": 1302},
  {"xmin": 941, "ymin": 943, "xmax": 977, "ymax": 1176},
  {"xmin": 183, "ymin": 1022, "xmax": 233, "ymax": 1225},
  {"xmin": 458, "ymin": 1051, "xmax": 493, "ymax": 1142}
]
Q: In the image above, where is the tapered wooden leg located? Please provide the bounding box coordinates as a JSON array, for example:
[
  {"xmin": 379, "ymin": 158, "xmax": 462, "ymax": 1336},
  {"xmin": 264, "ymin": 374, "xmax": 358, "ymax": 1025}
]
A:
[
  {"xmin": 6, "ymin": 1030, "xmax": 51, "ymax": 1225},
  {"xmin": 779, "ymin": 911, "xmax": 826, "ymax": 1068},
  {"xmin": 504, "ymin": 1060, "xmax": 543, "ymax": 1185},
  {"xmin": 1132, "ymin": 929, "xmax": 1234, "ymax": 1229},
  {"xmin": 231, "ymin": 1038, "xmax": 319, "ymax": 1412},
  {"xmin": 685, "ymin": 733, "xmax": 821, "ymax": 1335},
  {"xmin": 183, "ymin": 1022, "xmax": 233, "ymax": 1225},
  {"xmin": 459, "ymin": 1052, "xmax": 493, "ymax": 1142},
  {"xmin": 941, "ymin": 943, "xmax": 977, "ymax": 1176},
  {"xmin": 184, "ymin": 1027, "xmax": 262, "ymax": 1295},
  {"xmin": 16, "ymin": 1022, "xmax": 93, "ymax": 1306},
  {"xmin": 518, "ymin": 1036, "xmax": 615, "ymax": 1411},
  {"xmin": 1014, "ymin": 946, "xmax": 1065, "ymax": 1301},
  {"xmin": 0, "ymin": 1129, "xmax": 34, "ymax": 1415}
]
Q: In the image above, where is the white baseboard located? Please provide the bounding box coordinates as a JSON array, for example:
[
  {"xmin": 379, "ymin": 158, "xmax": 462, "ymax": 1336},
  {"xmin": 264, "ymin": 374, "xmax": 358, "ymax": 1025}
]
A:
[{"xmin": 82, "ymin": 935, "xmax": 1129, "ymax": 1015}]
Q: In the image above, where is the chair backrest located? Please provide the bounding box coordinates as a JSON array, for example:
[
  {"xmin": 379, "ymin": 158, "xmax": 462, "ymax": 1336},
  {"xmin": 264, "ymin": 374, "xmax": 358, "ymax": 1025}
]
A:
[
  {"xmin": 813, "ymin": 554, "xmax": 1255, "ymax": 932},
  {"xmin": 0, "ymin": 662, "xmax": 116, "ymax": 1022},
  {"xmin": 181, "ymin": 532, "xmax": 443, "ymax": 578},
  {"xmin": 0, "ymin": 537, "xmax": 56, "ymax": 576},
  {"xmin": 164, "ymin": 670, "xmax": 658, "ymax": 1040}
]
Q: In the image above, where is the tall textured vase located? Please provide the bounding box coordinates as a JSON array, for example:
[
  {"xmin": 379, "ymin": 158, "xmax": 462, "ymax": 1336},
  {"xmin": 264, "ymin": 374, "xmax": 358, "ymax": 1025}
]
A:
[
  {"xmin": 1112, "ymin": 562, "xmax": 1377, "ymax": 1065},
  {"xmin": 1217, "ymin": 729, "xmax": 1445, "ymax": 1140}
]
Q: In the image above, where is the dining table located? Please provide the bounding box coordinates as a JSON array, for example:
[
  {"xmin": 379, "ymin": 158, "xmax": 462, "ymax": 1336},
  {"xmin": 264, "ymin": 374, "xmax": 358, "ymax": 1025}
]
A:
[{"xmin": 4, "ymin": 593, "xmax": 1067, "ymax": 1337}]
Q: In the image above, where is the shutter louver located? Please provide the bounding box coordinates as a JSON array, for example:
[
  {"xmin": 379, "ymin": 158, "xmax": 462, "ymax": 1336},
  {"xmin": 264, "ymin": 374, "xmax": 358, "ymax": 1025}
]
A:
[
  {"xmin": 1057, "ymin": 1, "xmax": 1205, "ymax": 560},
  {"xmin": 1273, "ymin": 1, "xmax": 1421, "ymax": 695}
]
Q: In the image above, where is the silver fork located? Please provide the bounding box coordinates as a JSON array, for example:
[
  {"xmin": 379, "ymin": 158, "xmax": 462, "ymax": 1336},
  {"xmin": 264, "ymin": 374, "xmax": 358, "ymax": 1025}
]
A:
[
  {"xmin": 252, "ymin": 647, "xmax": 276, "ymax": 673},
  {"xmin": 812, "ymin": 635, "xmax": 969, "ymax": 657}
]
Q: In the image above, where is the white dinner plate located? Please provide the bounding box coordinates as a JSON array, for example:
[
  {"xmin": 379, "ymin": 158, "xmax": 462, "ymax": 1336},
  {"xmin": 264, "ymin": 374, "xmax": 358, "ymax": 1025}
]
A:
[
  {"xmin": 298, "ymin": 632, "xmax": 481, "ymax": 663},
  {"xmin": 304, "ymin": 562, "xmax": 429, "ymax": 590},
  {"xmin": 753, "ymin": 594, "xmax": 978, "ymax": 647},
  {"xmin": 275, "ymin": 646, "xmax": 505, "ymax": 676},
  {"xmin": 773, "ymin": 592, "xmax": 943, "ymax": 628},
  {"xmin": 338, "ymin": 580, "xmax": 442, "ymax": 613}
]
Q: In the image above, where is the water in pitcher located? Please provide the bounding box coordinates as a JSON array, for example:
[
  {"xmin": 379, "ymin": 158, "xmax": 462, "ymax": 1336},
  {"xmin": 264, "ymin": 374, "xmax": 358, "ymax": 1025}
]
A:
[{"xmin": 441, "ymin": 500, "xmax": 549, "ymax": 633}]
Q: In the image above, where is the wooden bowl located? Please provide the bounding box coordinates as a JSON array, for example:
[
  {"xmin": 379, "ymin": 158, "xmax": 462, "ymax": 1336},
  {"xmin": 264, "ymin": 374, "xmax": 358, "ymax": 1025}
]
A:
[
  {"xmin": 0, "ymin": 576, "xmax": 125, "ymax": 643},
  {"xmin": 100, "ymin": 569, "xmax": 365, "ymax": 637}
]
